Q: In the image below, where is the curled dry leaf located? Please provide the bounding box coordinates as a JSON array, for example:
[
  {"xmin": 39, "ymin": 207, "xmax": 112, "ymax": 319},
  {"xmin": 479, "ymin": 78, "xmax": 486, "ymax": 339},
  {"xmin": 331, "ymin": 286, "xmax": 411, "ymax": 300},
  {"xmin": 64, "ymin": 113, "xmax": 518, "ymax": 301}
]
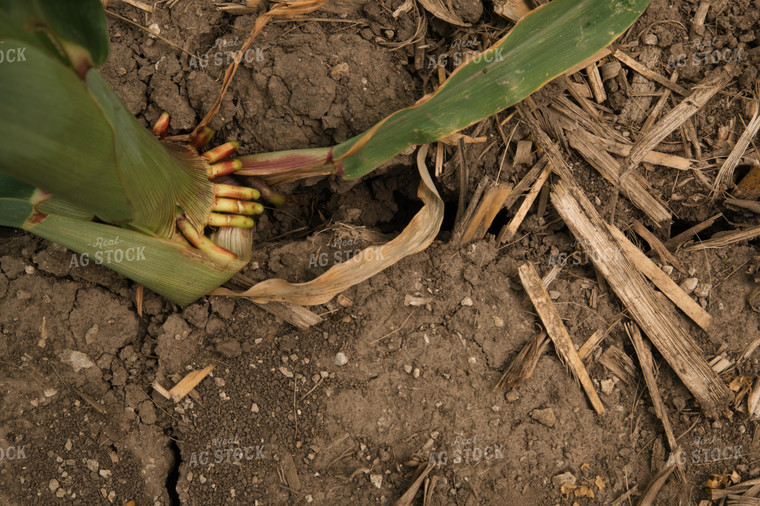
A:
[
  {"xmin": 417, "ymin": 0, "xmax": 471, "ymax": 26},
  {"xmin": 211, "ymin": 145, "xmax": 443, "ymax": 307}
]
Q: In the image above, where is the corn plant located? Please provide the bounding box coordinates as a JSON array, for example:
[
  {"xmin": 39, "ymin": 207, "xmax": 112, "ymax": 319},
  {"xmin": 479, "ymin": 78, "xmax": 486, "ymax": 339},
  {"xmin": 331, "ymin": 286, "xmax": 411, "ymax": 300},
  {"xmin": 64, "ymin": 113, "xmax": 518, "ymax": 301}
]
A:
[{"xmin": 0, "ymin": 0, "xmax": 650, "ymax": 305}]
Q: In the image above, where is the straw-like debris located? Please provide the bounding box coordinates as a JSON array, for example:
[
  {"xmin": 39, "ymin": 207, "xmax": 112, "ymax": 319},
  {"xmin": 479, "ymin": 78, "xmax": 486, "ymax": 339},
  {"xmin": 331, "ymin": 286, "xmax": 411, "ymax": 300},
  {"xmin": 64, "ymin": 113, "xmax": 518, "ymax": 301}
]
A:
[{"xmin": 518, "ymin": 262, "xmax": 606, "ymax": 414}]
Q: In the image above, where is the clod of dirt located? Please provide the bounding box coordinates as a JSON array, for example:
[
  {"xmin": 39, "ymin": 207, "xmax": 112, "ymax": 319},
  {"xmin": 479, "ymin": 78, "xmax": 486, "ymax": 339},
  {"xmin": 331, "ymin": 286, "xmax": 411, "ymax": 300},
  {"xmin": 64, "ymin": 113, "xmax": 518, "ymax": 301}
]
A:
[
  {"xmin": 32, "ymin": 243, "xmax": 71, "ymax": 277},
  {"xmin": 531, "ymin": 407, "xmax": 557, "ymax": 428},
  {"xmin": 0, "ymin": 255, "xmax": 25, "ymax": 278},
  {"xmin": 59, "ymin": 349, "xmax": 96, "ymax": 373},
  {"xmin": 0, "ymin": 271, "xmax": 7, "ymax": 298},
  {"xmin": 680, "ymin": 277, "xmax": 699, "ymax": 294},
  {"xmin": 451, "ymin": 0, "xmax": 484, "ymax": 24},
  {"xmin": 155, "ymin": 315, "xmax": 196, "ymax": 374},
  {"xmin": 216, "ymin": 339, "xmax": 242, "ymax": 358},
  {"xmin": 69, "ymin": 288, "xmax": 138, "ymax": 355},
  {"xmin": 182, "ymin": 301, "xmax": 209, "ymax": 329}
]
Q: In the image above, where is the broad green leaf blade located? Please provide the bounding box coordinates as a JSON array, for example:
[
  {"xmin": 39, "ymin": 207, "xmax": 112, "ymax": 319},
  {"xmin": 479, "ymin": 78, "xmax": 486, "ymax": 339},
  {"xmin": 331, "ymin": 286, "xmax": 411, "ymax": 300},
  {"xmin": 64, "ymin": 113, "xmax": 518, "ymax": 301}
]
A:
[
  {"xmin": 0, "ymin": 194, "xmax": 245, "ymax": 306},
  {"xmin": 36, "ymin": 196, "xmax": 96, "ymax": 221},
  {"xmin": 0, "ymin": 174, "xmax": 95, "ymax": 221},
  {"xmin": 334, "ymin": 0, "xmax": 650, "ymax": 178},
  {"xmin": 237, "ymin": 0, "xmax": 650, "ymax": 181},
  {"xmin": 0, "ymin": 42, "xmax": 133, "ymax": 224},
  {"xmin": 0, "ymin": 173, "xmax": 35, "ymax": 202},
  {"xmin": 0, "ymin": 0, "xmax": 108, "ymax": 70},
  {"xmin": 27, "ymin": 215, "xmax": 245, "ymax": 306},
  {"xmin": 0, "ymin": 43, "xmax": 214, "ymax": 237},
  {"xmin": 0, "ymin": 174, "xmax": 37, "ymax": 227},
  {"xmin": 87, "ymin": 72, "xmax": 215, "ymax": 237}
]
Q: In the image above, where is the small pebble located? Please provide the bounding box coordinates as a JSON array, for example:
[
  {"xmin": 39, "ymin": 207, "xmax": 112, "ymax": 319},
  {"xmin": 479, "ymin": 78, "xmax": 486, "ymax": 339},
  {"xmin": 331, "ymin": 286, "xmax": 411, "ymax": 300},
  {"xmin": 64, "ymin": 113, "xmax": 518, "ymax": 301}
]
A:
[
  {"xmin": 251, "ymin": 403, "xmax": 259, "ymax": 414},
  {"xmin": 531, "ymin": 407, "xmax": 557, "ymax": 427},
  {"xmin": 601, "ymin": 379, "xmax": 615, "ymax": 395},
  {"xmin": 642, "ymin": 33, "xmax": 658, "ymax": 45},
  {"xmin": 694, "ymin": 283, "xmax": 712, "ymax": 298},
  {"xmin": 279, "ymin": 366, "xmax": 294, "ymax": 378},
  {"xmin": 413, "ymin": 368, "xmax": 420, "ymax": 379},
  {"xmin": 680, "ymin": 277, "xmax": 698, "ymax": 294},
  {"xmin": 370, "ymin": 474, "xmax": 383, "ymax": 489},
  {"xmin": 661, "ymin": 265, "xmax": 674, "ymax": 276},
  {"xmin": 493, "ymin": 316, "xmax": 505, "ymax": 328},
  {"xmin": 403, "ymin": 364, "xmax": 413, "ymax": 374},
  {"xmin": 86, "ymin": 459, "xmax": 99, "ymax": 473},
  {"xmin": 505, "ymin": 390, "xmax": 520, "ymax": 402},
  {"xmin": 49, "ymin": 479, "xmax": 60, "ymax": 492},
  {"xmin": 335, "ymin": 352, "xmax": 348, "ymax": 366},
  {"xmin": 461, "ymin": 297, "xmax": 473, "ymax": 307},
  {"xmin": 548, "ymin": 290, "xmax": 561, "ymax": 300}
]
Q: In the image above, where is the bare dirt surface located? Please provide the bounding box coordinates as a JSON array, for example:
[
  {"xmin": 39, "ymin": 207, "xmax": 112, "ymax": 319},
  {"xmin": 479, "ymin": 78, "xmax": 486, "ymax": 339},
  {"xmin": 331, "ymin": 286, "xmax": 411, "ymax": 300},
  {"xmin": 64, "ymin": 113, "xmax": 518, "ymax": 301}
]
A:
[{"xmin": 2, "ymin": 0, "xmax": 760, "ymax": 504}]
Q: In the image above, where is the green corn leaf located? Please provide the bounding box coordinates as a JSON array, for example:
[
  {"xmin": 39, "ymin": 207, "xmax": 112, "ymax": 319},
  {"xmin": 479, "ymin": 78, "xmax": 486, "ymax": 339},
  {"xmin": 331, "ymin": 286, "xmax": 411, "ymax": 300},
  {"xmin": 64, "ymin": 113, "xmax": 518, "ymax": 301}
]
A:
[
  {"xmin": 0, "ymin": 0, "xmax": 108, "ymax": 71},
  {"xmin": 0, "ymin": 0, "xmax": 651, "ymax": 307},
  {"xmin": 0, "ymin": 173, "xmax": 244, "ymax": 306},
  {"xmin": 238, "ymin": 0, "xmax": 650, "ymax": 181},
  {"xmin": 0, "ymin": 42, "xmax": 132, "ymax": 224},
  {"xmin": 86, "ymin": 71, "xmax": 215, "ymax": 237},
  {"xmin": 0, "ymin": 40, "xmax": 215, "ymax": 237}
]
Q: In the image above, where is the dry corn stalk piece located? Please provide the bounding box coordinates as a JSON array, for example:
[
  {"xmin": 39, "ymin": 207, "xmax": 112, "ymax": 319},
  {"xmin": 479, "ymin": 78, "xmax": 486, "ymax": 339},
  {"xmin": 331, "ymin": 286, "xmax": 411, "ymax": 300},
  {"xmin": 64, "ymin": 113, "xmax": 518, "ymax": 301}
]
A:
[
  {"xmin": 626, "ymin": 323, "xmax": 681, "ymax": 475},
  {"xmin": 552, "ymin": 98, "xmax": 691, "ymax": 171},
  {"xmin": 637, "ymin": 451, "xmax": 680, "ymax": 506},
  {"xmin": 517, "ymin": 103, "xmax": 732, "ymax": 417},
  {"xmin": 518, "ymin": 262, "xmax": 606, "ymax": 415},
  {"xmin": 551, "ymin": 179, "xmax": 731, "ymax": 417},
  {"xmin": 630, "ymin": 219, "xmax": 685, "ymax": 274},
  {"xmin": 608, "ymin": 224, "xmax": 712, "ymax": 332},
  {"xmin": 599, "ymin": 345, "xmax": 637, "ymax": 385},
  {"xmin": 613, "ymin": 49, "xmax": 689, "ymax": 96},
  {"xmin": 713, "ymin": 80, "xmax": 760, "ymax": 195},
  {"xmin": 457, "ymin": 181, "xmax": 512, "ymax": 245},
  {"xmin": 564, "ymin": 127, "xmax": 671, "ymax": 225},
  {"xmin": 253, "ymin": 301, "xmax": 322, "ymax": 330},
  {"xmin": 663, "ymin": 213, "xmax": 722, "ymax": 251},
  {"xmin": 498, "ymin": 163, "xmax": 552, "ymax": 243},
  {"xmin": 152, "ymin": 365, "xmax": 215, "ymax": 403},
  {"xmin": 280, "ymin": 453, "xmax": 302, "ymax": 491},
  {"xmin": 621, "ymin": 65, "xmax": 736, "ymax": 182},
  {"xmin": 494, "ymin": 332, "xmax": 549, "ymax": 390},
  {"xmin": 686, "ymin": 225, "xmax": 760, "ymax": 252},
  {"xmin": 395, "ymin": 462, "xmax": 436, "ymax": 506},
  {"xmin": 577, "ymin": 329, "xmax": 605, "ymax": 360}
]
